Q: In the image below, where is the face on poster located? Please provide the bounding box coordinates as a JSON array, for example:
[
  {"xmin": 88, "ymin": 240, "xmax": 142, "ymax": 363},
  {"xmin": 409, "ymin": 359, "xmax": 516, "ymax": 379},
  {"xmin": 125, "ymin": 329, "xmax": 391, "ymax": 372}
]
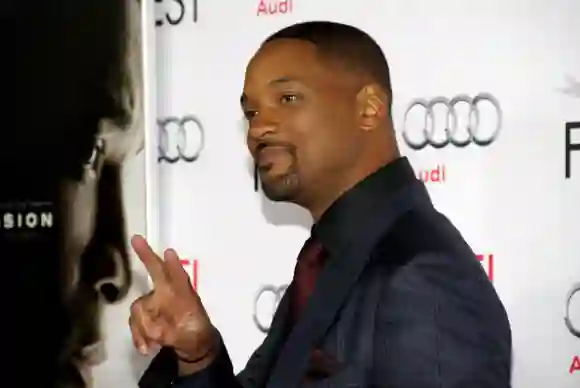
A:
[
  {"xmin": 69, "ymin": 0, "xmax": 145, "ymax": 386},
  {"xmin": 0, "ymin": 0, "xmax": 145, "ymax": 387}
]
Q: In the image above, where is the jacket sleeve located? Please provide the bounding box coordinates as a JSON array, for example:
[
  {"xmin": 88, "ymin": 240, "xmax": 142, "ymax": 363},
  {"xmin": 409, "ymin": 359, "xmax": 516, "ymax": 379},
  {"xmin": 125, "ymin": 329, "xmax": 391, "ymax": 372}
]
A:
[
  {"xmin": 138, "ymin": 337, "xmax": 241, "ymax": 388},
  {"xmin": 139, "ymin": 331, "xmax": 275, "ymax": 388},
  {"xmin": 372, "ymin": 253, "xmax": 512, "ymax": 388}
]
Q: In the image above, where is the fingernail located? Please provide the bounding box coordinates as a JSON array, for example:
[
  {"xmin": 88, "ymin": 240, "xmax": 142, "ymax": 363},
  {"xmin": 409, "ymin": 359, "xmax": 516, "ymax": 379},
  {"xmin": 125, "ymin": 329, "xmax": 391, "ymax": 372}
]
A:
[
  {"xmin": 164, "ymin": 249, "xmax": 178, "ymax": 261},
  {"xmin": 139, "ymin": 345, "xmax": 148, "ymax": 355},
  {"xmin": 131, "ymin": 235, "xmax": 143, "ymax": 248}
]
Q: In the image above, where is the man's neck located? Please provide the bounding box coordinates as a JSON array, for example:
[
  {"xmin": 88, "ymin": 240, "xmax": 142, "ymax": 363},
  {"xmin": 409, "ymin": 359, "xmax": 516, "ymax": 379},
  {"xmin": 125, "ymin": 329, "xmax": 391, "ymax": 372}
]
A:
[{"xmin": 307, "ymin": 152, "xmax": 400, "ymax": 222}]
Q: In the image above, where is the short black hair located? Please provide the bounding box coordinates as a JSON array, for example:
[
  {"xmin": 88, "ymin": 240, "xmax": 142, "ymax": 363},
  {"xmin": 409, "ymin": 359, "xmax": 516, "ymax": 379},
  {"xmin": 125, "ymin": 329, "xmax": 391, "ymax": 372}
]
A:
[
  {"xmin": 2, "ymin": 0, "xmax": 138, "ymax": 166},
  {"xmin": 264, "ymin": 21, "xmax": 392, "ymax": 95}
]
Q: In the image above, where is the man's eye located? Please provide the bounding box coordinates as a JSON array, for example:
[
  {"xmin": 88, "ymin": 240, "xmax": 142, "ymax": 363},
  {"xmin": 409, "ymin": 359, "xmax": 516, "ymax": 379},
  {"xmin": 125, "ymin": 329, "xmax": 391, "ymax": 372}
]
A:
[
  {"xmin": 244, "ymin": 110, "xmax": 258, "ymax": 120},
  {"xmin": 86, "ymin": 137, "xmax": 106, "ymax": 170},
  {"xmin": 281, "ymin": 94, "xmax": 299, "ymax": 103}
]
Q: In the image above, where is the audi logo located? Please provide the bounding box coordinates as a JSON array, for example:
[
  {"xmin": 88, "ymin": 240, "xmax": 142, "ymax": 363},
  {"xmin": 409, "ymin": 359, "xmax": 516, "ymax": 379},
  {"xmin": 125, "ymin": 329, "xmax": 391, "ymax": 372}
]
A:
[
  {"xmin": 565, "ymin": 282, "xmax": 580, "ymax": 338},
  {"xmin": 252, "ymin": 284, "xmax": 288, "ymax": 333},
  {"xmin": 401, "ymin": 93, "xmax": 502, "ymax": 150},
  {"xmin": 158, "ymin": 115, "xmax": 205, "ymax": 163}
]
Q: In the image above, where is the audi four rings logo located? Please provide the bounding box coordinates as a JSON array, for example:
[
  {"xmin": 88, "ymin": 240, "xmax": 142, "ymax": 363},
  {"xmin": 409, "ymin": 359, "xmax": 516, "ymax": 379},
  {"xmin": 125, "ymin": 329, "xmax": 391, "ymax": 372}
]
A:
[
  {"xmin": 253, "ymin": 284, "xmax": 288, "ymax": 333},
  {"xmin": 565, "ymin": 282, "xmax": 580, "ymax": 338},
  {"xmin": 158, "ymin": 115, "xmax": 205, "ymax": 164},
  {"xmin": 401, "ymin": 93, "xmax": 502, "ymax": 150}
]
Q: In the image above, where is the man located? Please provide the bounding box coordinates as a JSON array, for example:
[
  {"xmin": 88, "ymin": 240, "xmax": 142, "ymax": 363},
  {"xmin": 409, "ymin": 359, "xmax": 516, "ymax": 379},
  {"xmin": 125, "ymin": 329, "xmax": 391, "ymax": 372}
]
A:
[
  {"xmin": 1, "ymin": 0, "xmax": 143, "ymax": 386},
  {"xmin": 130, "ymin": 21, "xmax": 512, "ymax": 387}
]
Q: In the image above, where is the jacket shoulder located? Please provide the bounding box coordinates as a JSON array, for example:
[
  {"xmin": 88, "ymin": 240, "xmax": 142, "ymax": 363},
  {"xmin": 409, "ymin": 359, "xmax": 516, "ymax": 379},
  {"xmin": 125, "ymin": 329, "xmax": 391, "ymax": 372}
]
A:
[{"xmin": 371, "ymin": 208, "xmax": 480, "ymax": 272}]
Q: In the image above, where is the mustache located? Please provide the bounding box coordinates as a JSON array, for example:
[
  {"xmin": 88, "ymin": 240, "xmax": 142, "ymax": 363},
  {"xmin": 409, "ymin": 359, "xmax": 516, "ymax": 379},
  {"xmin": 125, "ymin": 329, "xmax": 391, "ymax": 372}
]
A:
[{"xmin": 255, "ymin": 140, "xmax": 296, "ymax": 155}]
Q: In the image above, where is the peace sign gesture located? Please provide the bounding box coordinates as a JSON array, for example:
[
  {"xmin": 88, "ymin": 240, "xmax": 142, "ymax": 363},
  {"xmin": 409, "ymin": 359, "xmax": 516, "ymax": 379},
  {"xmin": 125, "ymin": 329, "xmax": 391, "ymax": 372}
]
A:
[{"xmin": 129, "ymin": 235, "xmax": 217, "ymax": 370}]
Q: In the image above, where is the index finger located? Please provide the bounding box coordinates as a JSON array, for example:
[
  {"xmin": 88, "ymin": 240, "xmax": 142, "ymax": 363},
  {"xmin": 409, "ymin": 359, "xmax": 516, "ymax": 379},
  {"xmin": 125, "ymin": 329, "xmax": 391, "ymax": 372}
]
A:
[{"xmin": 131, "ymin": 235, "xmax": 167, "ymax": 285}]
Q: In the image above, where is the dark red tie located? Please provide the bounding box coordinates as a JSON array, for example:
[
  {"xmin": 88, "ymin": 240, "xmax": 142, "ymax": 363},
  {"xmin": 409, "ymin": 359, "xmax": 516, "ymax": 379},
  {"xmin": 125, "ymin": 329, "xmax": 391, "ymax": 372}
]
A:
[{"xmin": 289, "ymin": 237, "xmax": 327, "ymax": 326}]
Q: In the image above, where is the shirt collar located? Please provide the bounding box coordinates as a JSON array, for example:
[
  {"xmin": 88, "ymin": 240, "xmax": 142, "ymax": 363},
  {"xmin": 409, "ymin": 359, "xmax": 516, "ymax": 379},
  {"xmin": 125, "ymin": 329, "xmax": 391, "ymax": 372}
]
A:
[{"xmin": 312, "ymin": 157, "xmax": 419, "ymax": 256}]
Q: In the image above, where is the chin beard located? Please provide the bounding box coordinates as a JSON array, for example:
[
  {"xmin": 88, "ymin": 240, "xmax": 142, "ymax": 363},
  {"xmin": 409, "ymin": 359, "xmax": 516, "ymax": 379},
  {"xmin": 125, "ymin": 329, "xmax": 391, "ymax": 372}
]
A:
[{"xmin": 260, "ymin": 173, "xmax": 300, "ymax": 202}]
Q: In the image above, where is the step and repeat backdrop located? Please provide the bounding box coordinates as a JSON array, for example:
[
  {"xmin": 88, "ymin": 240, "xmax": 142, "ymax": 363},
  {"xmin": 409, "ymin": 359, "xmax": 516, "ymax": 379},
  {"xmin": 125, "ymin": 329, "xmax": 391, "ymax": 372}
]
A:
[{"xmin": 146, "ymin": 0, "xmax": 579, "ymax": 387}]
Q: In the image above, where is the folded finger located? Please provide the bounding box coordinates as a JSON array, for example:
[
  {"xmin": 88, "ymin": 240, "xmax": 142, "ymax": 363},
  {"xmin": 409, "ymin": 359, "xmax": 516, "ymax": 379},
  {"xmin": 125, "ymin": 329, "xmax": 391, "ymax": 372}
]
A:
[
  {"xmin": 128, "ymin": 314, "xmax": 149, "ymax": 355},
  {"xmin": 130, "ymin": 298, "xmax": 162, "ymax": 352}
]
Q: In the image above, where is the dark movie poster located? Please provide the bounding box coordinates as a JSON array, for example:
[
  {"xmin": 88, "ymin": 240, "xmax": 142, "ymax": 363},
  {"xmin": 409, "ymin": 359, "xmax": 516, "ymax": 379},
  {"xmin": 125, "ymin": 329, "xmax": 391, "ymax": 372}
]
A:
[{"xmin": 1, "ymin": 0, "xmax": 145, "ymax": 387}]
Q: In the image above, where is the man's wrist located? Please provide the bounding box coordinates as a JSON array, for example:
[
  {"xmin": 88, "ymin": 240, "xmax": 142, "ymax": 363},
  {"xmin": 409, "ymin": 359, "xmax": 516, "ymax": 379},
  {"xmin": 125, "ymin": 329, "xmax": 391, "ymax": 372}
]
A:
[
  {"xmin": 176, "ymin": 348, "xmax": 212, "ymax": 364},
  {"xmin": 176, "ymin": 328, "xmax": 220, "ymax": 376},
  {"xmin": 177, "ymin": 350, "xmax": 217, "ymax": 376}
]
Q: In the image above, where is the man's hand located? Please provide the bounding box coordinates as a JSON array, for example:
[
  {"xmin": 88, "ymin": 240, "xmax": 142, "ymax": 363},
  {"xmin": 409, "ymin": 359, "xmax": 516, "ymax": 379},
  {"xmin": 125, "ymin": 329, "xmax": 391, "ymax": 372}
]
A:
[{"xmin": 129, "ymin": 235, "xmax": 218, "ymax": 372}]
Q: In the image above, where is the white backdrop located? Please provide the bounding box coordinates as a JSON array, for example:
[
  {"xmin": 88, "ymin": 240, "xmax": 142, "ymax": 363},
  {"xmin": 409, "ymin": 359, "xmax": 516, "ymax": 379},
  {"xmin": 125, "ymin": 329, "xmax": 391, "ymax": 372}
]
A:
[{"xmin": 109, "ymin": 0, "xmax": 580, "ymax": 386}]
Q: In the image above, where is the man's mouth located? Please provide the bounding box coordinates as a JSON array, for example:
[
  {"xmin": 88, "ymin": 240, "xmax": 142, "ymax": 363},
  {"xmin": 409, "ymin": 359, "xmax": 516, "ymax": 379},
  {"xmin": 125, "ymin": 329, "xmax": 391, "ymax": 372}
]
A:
[{"xmin": 256, "ymin": 145, "xmax": 290, "ymax": 168}]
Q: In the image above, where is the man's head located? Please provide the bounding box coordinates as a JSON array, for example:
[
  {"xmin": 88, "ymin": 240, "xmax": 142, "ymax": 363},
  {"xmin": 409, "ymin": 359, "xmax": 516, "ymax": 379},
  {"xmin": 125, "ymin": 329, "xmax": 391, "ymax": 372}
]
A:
[
  {"xmin": 242, "ymin": 21, "xmax": 398, "ymax": 218},
  {"xmin": 2, "ymin": 0, "xmax": 142, "ymax": 385},
  {"xmin": 53, "ymin": 0, "xmax": 143, "ymax": 304}
]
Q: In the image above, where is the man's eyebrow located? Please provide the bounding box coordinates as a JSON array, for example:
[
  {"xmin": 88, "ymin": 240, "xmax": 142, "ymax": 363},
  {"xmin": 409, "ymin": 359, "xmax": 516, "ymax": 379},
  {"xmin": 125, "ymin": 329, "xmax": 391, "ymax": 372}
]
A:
[
  {"xmin": 240, "ymin": 77, "xmax": 303, "ymax": 107},
  {"xmin": 268, "ymin": 76, "xmax": 299, "ymax": 85}
]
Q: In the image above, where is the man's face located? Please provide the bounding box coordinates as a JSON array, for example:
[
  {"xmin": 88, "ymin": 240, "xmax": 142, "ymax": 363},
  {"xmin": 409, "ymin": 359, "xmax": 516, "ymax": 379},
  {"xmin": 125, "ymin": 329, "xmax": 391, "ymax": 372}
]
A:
[
  {"xmin": 242, "ymin": 39, "xmax": 362, "ymax": 204},
  {"xmin": 60, "ymin": 0, "xmax": 143, "ymax": 308},
  {"xmin": 60, "ymin": 128, "xmax": 138, "ymax": 304},
  {"xmin": 48, "ymin": 122, "xmax": 140, "ymax": 383},
  {"xmin": 57, "ymin": 0, "xmax": 143, "ymax": 374},
  {"xmin": 0, "ymin": 0, "xmax": 142, "ymax": 384}
]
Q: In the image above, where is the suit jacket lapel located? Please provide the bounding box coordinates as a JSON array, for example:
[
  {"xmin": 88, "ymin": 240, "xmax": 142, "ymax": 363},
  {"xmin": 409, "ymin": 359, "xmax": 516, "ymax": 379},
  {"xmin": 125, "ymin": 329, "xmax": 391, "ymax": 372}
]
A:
[{"xmin": 266, "ymin": 182, "xmax": 429, "ymax": 388}]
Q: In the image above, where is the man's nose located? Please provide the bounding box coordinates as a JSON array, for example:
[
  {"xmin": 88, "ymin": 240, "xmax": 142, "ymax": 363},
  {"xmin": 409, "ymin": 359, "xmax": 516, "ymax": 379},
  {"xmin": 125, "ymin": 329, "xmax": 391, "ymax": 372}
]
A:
[
  {"xmin": 247, "ymin": 108, "xmax": 280, "ymax": 141},
  {"xmin": 248, "ymin": 123, "xmax": 276, "ymax": 142},
  {"xmin": 81, "ymin": 163, "xmax": 132, "ymax": 304}
]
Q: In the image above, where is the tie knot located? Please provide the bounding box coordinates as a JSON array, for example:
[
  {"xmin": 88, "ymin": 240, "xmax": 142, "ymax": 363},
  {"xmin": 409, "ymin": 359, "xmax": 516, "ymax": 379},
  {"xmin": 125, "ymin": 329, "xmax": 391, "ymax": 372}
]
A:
[{"xmin": 298, "ymin": 238, "xmax": 325, "ymax": 266}]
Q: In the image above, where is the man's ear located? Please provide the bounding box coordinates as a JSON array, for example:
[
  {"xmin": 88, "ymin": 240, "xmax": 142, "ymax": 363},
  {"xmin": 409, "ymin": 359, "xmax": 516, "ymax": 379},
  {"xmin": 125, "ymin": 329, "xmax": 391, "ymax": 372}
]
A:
[{"xmin": 355, "ymin": 84, "xmax": 388, "ymax": 132}]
